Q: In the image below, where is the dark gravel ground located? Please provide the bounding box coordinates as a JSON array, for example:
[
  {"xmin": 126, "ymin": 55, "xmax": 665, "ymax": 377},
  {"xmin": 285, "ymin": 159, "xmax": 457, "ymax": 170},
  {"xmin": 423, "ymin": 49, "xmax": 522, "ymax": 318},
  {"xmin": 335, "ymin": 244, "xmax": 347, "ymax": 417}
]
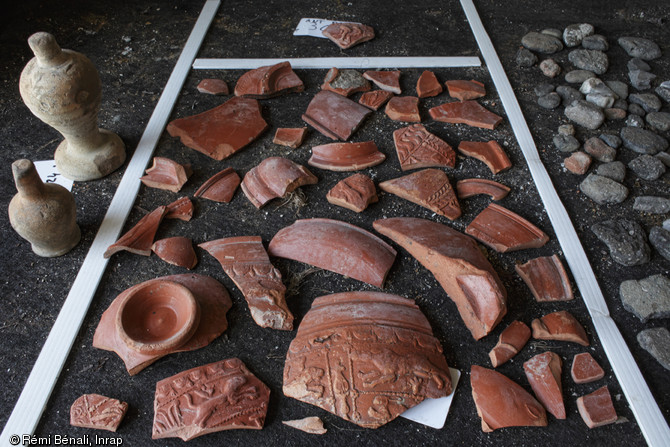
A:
[{"xmin": 0, "ymin": 1, "xmax": 667, "ymax": 446}]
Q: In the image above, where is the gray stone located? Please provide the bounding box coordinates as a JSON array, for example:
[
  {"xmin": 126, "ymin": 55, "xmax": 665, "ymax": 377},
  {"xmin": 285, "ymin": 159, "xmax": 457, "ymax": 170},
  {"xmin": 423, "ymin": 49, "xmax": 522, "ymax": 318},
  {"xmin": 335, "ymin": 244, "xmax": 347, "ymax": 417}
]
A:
[
  {"xmin": 522, "ymin": 32, "xmax": 564, "ymax": 54},
  {"xmin": 627, "ymin": 103, "xmax": 646, "ymax": 117},
  {"xmin": 638, "ymin": 327, "xmax": 670, "ymax": 371},
  {"xmin": 628, "ymin": 58, "xmax": 651, "ymax": 72},
  {"xmin": 605, "ymin": 108, "xmax": 627, "ymax": 121},
  {"xmin": 586, "ymin": 93, "xmax": 615, "ymax": 108},
  {"xmin": 650, "ymin": 227, "xmax": 670, "ymax": 261},
  {"xmin": 538, "ymin": 92, "xmax": 561, "ymax": 109},
  {"xmin": 665, "ymin": 220, "xmax": 670, "ymax": 231},
  {"xmin": 591, "ymin": 219, "xmax": 650, "ymax": 266},
  {"xmin": 628, "ymin": 154, "xmax": 666, "ymax": 180},
  {"xmin": 646, "ymin": 112, "xmax": 670, "ymax": 132},
  {"xmin": 620, "ymin": 275, "xmax": 670, "ymax": 322},
  {"xmin": 605, "ymin": 81, "xmax": 629, "ymax": 100},
  {"xmin": 656, "ymin": 84, "xmax": 670, "ymax": 103},
  {"xmin": 558, "ymin": 124, "xmax": 575, "ymax": 136},
  {"xmin": 553, "ymin": 134, "xmax": 580, "ymax": 152},
  {"xmin": 565, "ymin": 70, "xmax": 595, "ymax": 84},
  {"xmin": 656, "ymin": 152, "xmax": 670, "ymax": 167},
  {"xmin": 626, "ymin": 114, "xmax": 645, "ymax": 128},
  {"xmin": 517, "ymin": 48, "xmax": 538, "ymax": 68},
  {"xmin": 600, "ymin": 134, "xmax": 621, "ymax": 149},
  {"xmin": 581, "ymin": 34, "xmax": 608, "ymax": 51},
  {"xmin": 596, "ymin": 161, "xmax": 626, "ymax": 182},
  {"xmin": 580, "ymin": 174, "xmax": 628, "ymax": 204},
  {"xmin": 540, "ymin": 59, "xmax": 561, "ymax": 78},
  {"xmin": 629, "ymin": 70, "xmax": 656, "ymax": 90},
  {"xmin": 563, "ymin": 23, "xmax": 595, "ymax": 47},
  {"xmin": 568, "ymin": 49, "xmax": 608, "ymax": 75},
  {"xmin": 629, "ymin": 93, "xmax": 662, "ymax": 113},
  {"xmin": 613, "ymin": 98, "xmax": 628, "ymax": 110},
  {"xmin": 621, "ymin": 127, "xmax": 669, "ymax": 155},
  {"xmin": 556, "ymin": 85, "xmax": 584, "ymax": 105},
  {"xmin": 580, "ymin": 78, "xmax": 616, "ymax": 96},
  {"xmin": 618, "ymin": 36, "xmax": 662, "ymax": 61},
  {"xmin": 565, "ymin": 100, "xmax": 605, "ymax": 129},
  {"xmin": 534, "ymin": 83, "xmax": 555, "ymax": 97},
  {"xmin": 584, "ymin": 137, "xmax": 616, "ymax": 162},
  {"xmin": 542, "ymin": 28, "xmax": 563, "ymax": 39},
  {"xmin": 633, "ymin": 196, "xmax": 670, "ymax": 214}
]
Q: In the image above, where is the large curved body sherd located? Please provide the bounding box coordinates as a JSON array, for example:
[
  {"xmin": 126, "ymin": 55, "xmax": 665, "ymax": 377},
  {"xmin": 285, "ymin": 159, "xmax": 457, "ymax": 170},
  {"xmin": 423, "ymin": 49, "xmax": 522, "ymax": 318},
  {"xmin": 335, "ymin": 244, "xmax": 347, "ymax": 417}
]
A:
[
  {"xmin": 241, "ymin": 157, "xmax": 318, "ymax": 208},
  {"xmin": 268, "ymin": 218, "xmax": 396, "ymax": 288},
  {"xmin": 373, "ymin": 217, "xmax": 506, "ymax": 340},
  {"xmin": 234, "ymin": 61, "xmax": 304, "ymax": 98},
  {"xmin": 309, "ymin": 141, "xmax": 385, "ymax": 171}
]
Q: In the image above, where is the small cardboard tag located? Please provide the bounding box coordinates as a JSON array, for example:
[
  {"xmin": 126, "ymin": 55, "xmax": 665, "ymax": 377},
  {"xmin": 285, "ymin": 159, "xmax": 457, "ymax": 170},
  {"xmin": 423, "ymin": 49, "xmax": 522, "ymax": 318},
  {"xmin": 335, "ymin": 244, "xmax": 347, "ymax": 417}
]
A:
[
  {"xmin": 293, "ymin": 18, "xmax": 360, "ymax": 38},
  {"xmin": 34, "ymin": 160, "xmax": 74, "ymax": 191}
]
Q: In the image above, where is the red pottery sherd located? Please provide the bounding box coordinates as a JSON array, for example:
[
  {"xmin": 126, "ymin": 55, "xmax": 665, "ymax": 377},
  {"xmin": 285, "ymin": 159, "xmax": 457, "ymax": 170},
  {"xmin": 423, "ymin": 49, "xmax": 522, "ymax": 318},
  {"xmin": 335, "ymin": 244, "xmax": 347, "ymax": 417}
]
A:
[
  {"xmin": 523, "ymin": 351, "xmax": 566, "ymax": 419},
  {"xmin": 165, "ymin": 197, "xmax": 193, "ymax": 221},
  {"xmin": 385, "ymin": 96, "xmax": 421, "ymax": 122},
  {"xmin": 241, "ymin": 157, "xmax": 317, "ymax": 208},
  {"xmin": 363, "ymin": 70, "xmax": 401, "ymax": 94},
  {"xmin": 140, "ymin": 157, "xmax": 192, "ymax": 192},
  {"xmin": 489, "ymin": 320, "xmax": 531, "ymax": 367},
  {"xmin": 515, "ymin": 255, "xmax": 574, "ymax": 302},
  {"xmin": 104, "ymin": 206, "xmax": 167, "ymax": 258},
  {"xmin": 70, "ymin": 394, "xmax": 128, "ymax": 432},
  {"xmin": 445, "ymin": 80, "xmax": 486, "ymax": 101},
  {"xmin": 571, "ymin": 353, "xmax": 605, "ymax": 384},
  {"xmin": 416, "ymin": 71, "xmax": 443, "ymax": 98},
  {"xmin": 152, "ymin": 237, "xmax": 198, "ymax": 269},
  {"xmin": 194, "ymin": 167, "xmax": 241, "ymax": 203},
  {"xmin": 429, "ymin": 100, "xmax": 503, "ymax": 130},
  {"xmin": 576, "ymin": 386, "xmax": 618, "ymax": 428},
  {"xmin": 273, "ymin": 127, "xmax": 308, "ymax": 148},
  {"xmin": 309, "ymin": 141, "xmax": 385, "ymax": 171},
  {"xmin": 458, "ymin": 140, "xmax": 512, "ymax": 174},
  {"xmin": 196, "ymin": 78, "xmax": 229, "ymax": 95},
  {"xmin": 234, "ymin": 61, "xmax": 304, "ymax": 98},
  {"xmin": 322, "ymin": 68, "xmax": 371, "ymax": 97},
  {"xmin": 393, "ymin": 124, "xmax": 456, "ymax": 170},
  {"xmin": 465, "ymin": 203, "xmax": 549, "ymax": 252},
  {"xmin": 302, "ymin": 90, "xmax": 372, "ymax": 140},
  {"xmin": 283, "ymin": 417, "xmax": 327, "ymax": 435},
  {"xmin": 456, "ymin": 178, "xmax": 510, "ymax": 200},
  {"xmin": 532, "ymin": 310, "xmax": 589, "ymax": 346},
  {"xmin": 322, "ymin": 22, "xmax": 375, "ymax": 49},
  {"xmin": 326, "ymin": 173, "xmax": 378, "ymax": 212},
  {"xmin": 359, "ymin": 90, "xmax": 394, "ymax": 110}
]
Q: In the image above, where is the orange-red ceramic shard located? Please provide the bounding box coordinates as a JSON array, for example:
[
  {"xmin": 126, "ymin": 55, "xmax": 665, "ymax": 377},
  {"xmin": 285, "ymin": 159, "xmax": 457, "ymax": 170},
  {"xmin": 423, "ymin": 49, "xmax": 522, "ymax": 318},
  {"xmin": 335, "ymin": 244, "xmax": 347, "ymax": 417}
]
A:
[
  {"xmin": 456, "ymin": 178, "xmax": 510, "ymax": 200},
  {"xmin": 282, "ymin": 417, "xmax": 327, "ymax": 435},
  {"xmin": 458, "ymin": 141, "xmax": 512, "ymax": 174},
  {"xmin": 524, "ymin": 351, "xmax": 565, "ymax": 419},
  {"xmin": 359, "ymin": 90, "xmax": 394, "ymax": 111},
  {"xmin": 274, "ymin": 127, "xmax": 308, "ymax": 148},
  {"xmin": 309, "ymin": 141, "xmax": 385, "ymax": 171},
  {"xmin": 577, "ymin": 386, "xmax": 617, "ymax": 428},
  {"xmin": 322, "ymin": 22, "xmax": 375, "ymax": 49},
  {"xmin": 465, "ymin": 203, "xmax": 549, "ymax": 252},
  {"xmin": 321, "ymin": 68, "xmax": 371, "ymax": 97},
  {"xmin": 194, "ymin": 167, "xmax": 241, "ymax": 203},
  {"xmin": 471, "ymin": 365, "xmax": 547, "ymax": 432},
  {"xmin": 241, "ymin": 157, "xmax": 318, "ymax": 208},
  {"xmin": 70, "ymin": 394, "xmax": 128, "ymax": 432},
  {"xmin": 489, "ymin": 320, "xmax": 530, "ymax": 367},
  {"xmin": 393, "ymin": 124, "xmax": 456, "ymax": 171},
  {"xmin": 429, "ymin": 100, "xmax": 503, "ymax": 130},
  {"xmin": 165, "ymin": 197, "xmax": 193, "ymax": 221},
  {"xmin": 302, "ymin": 90, "xmax": 372, "ymax": 140},
  {"xmin": 166, "ymin": 96, "xmax": 268, "ymax": 160},
  {"xmin": 196, "ymin": 78, "xmax": 229, "ymax": 95},
  {"xmin": 363, "ymin": 70, "xmax": 401, "ymax": 94},
  {"xmin": 385, "ymin": 96, "xmax": 421, "ymax": 122},
  {"xmin": 532, "ymin": 310, "xmax": 589, "ymax": 346},
  {"xmin": 268, "ymin": 218, "xmax": 396, "ymax": 288},
  {"xmin": 571, "ymin": 353, "xmax": 605, "ymax": 384},
  {"xmin": 200, "ymin": 236, "xmax": 293, "ymax": 331},
  {"xmin": 104, "ymin": 206, "xmax": 167, "ymax": 258},
  {"xmin": 416, "ymin": 71, "xmax": 443, "ymax": 98},
  {"xmin": 326, "ymin": 173, "xmax": 378, "ymax": 213},
  {"xmin": 234, "ymin": 61, "xmax": 304, "ymax": 98},
  {"xmin": 445, "ymin": 80, "xmax": 486, "ymax": 101},
  {"xmin": 283, "ymin": 291, "xmax": 452, "ymax": 428},
  {"xmin": 379, "ymin": 169, "xmax": 461, "ymax": 220},
  {"xmin": 140, "ymin": 157, "xmax": 191, "ymax": 192},
  {"xmin": 373, "ymin": 217, "xmax": 507, "ymax": 340},
  {"xmin": 515, "ymin": 255, "xmax": 574, "ymax": 302},
  {"xmin": 152, "ymin": 237, "xmax": 198, "ymax": 269}
]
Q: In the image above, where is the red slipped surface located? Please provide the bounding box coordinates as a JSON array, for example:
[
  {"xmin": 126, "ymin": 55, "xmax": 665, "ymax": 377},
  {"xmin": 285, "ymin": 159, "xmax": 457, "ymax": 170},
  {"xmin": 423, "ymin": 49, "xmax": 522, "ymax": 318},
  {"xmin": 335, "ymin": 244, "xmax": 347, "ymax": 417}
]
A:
[
  {"xmin": 302, "ymin": 90, "xmax": 372, "ymax": 141},
  {"xmin": 458, "ymin": 140, "xmax": 512, "ymax": 174},
  {"xmin": 571, "ymin": 352, "xmax": 605, "ymax": 384},
  {"xmin": 416, "ymin": 70, "xmax": 443, "ymax": 98},
  {"xmin": 309, "ymin": 141, "xmax": 385, "ymax": 171},
  {"xmin": 363, "ymin": 70, "xmax": 402, "ymax": 94},
  {"xmin": 465, "ymin": 203, "xmax": 549, "ymax": 252},
  {"xmin": 532, "ymin": 310, "xmax": 589, "ymax": 346},
  {"xmin": 445, "ymin": 79, "xmax": 486, "ymax": 101},
  {"xmin": 234, "ymin": 61, "xmax": 303, "ymax": 98},
  {"xmin": 194, "ymin": 167, "xmax": 241, "ymax": 203},
  {"xmin": 489, "ymin": 320, "xmax": 531, "ymax": 367},
  {"xmin": 456, "ymin": 178, "xmax": 510, "ymax": 200},
  {"xmin": 429, "ymin": 100, "xmax": 503, "ymax": 130},
  {"xmin": 393, "ymin": 124, "xmax": 456, "ymax": 171},
  {"xmin": 322, "ymin": 22, "xmax": 375, "ymax": 49},
  {"xmin": 523, "ymin": 351, "xmax": 566, "ymax": 419},
  {"xmin": 515, "ymin": 255, "xmax": 574, "ymax": 302}
]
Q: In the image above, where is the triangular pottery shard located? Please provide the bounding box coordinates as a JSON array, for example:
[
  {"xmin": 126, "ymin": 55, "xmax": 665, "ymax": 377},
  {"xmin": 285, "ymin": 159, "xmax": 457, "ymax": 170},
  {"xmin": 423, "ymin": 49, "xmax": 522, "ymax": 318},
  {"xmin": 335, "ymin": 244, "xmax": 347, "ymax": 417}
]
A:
[
  {"xmin": 268, "ymin": 218, "xmax": 396, "ymax": 288},
  {"xmin": 393, "ymin": 124, "xmax": 456, "ymax": 171},
  {"xmin": 234, "ymin": 61, "xmax": 304, "ymax": 98},
  {"xmin": 456, "ymin": 178, "xmax": 510, "ymax": 200},
  {"xmin": 571, "ymin": 353, "xmax": 605, "ymax": 384},
  {"xmin": 326, "ymin": 173, "xmax": 378, "ymax": 213},
  {"xmin": 523, "ymin": 351, "xmax": 566, "ymax": 420},
  {"xmin": 152, "ymin": 237, "xmax": 198, "ymax": 269},
  {"xmin": 359, "ymin": 90, "xmax": 394, "ymax": 111},
  {"xmin": 194, "ymin": 167, "xmax": 241, "ymax": 203},
  {"xmin": 282, "ymin": 417, "xmax": 326, "ymax": 435},
  {"xmin": 196, "ymin": 78, "xmax": 229, "ymax": 95},
  {"xmin": 241, "ymin": 157, "xmax": 318, "ymax": 208},
  {"xmin": 416, "ymin": 70, "xmax": 443, "ymax": 98},
  {"xmin": 458, "ymin": 141, "xmax": 512, "ymax": 174},
  {"xmin": 322, "ymin": 68, "xmax": 371, "ymax": 97},
  {"xmin": 373, "ymin": 217, "xmax": 507, "ymax": 340},
  {"xmin": 470, "ymin": 365, "xmax": 547, "ymax": 432},
  {"xmin": 363, "ymin": 70, "xmax": 402, "ymax": 94},
  {"xmin": 200, "ymin": 236, "xmax": 293, "ymax": 331},
  {"xmin": 309, "ymin": 141, "xmax": 386, "ymax": 171},
  {"xmin": 302, "ymin": 90, "xmax": 372, "ymax": 141},
  {"xmin": 445, "ymin": 80, "xmax": 486, "ymax": 101},
  {"xmin": 166, "ymin": 96, "xmax": 268, "ymax": 161},
  {"xmin": 515, "ymin": 255, "xmax": 574, "ymax": 302},
  {"xmin": 322, "ymin": 22, "xmax": 375, "ymax": 49},
  {"xmin": 165, "ymin": 196, "xmax": 193, "ymax": 221},
  {"xmin": 140, "ymin": 157, "xmax": 192, "ymax": 192},
  {"xmin": 152, "ymin": 358, "xmax": 270, "ymax": 441},
  {"xmin": 379, "ymin": 169, "xmax": 461, "ymax": 220},
  {"xmin": 489, "ymin": 320, "xmax": 531, "ymax": 367},
  {"xmin": 104, "ymin": 206, "xmax": 167, "ymax": 258},
  {"xmin": 465, "ymin": 203, "xmax": 549, "ymax": 252},
  {"xmin": 283, "ymin": 291, "xmax": 452, "ymax": 428},
  {"xmin": 70, "ymin": 394, "xmax": 128, "ymax": 432},
  {"xmin": 429, "ymin": 100, "xmax": 503, "ymax": 130},
  {"xmin": 532, "ymin": 310, "xmax": 589, "ymax": 346}
]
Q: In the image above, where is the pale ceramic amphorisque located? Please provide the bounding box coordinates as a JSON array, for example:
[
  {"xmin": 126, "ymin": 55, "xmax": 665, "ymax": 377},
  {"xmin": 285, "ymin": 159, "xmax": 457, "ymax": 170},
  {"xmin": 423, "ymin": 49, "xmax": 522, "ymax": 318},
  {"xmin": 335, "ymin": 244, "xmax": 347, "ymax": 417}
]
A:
[
  {"xmin": 9, "ymin": 159, "xmax": 81, "ymax": 257},
  {"xmin": 19, "ymin": 32, "xmax": 125, "ymax": 181}
]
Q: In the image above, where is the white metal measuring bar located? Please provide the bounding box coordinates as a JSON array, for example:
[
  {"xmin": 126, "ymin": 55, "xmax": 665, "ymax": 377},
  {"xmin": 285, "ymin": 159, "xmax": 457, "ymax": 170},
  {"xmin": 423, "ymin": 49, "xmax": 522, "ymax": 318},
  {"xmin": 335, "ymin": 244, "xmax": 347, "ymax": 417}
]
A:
[
  {"xmin": 460, "ymin": 1, "xmax": 670, "ymax": 445},
  {"xmin": 0, "ymin": 0, "xmax": 220, "ymax": 443},
  {"xmin": 193, "ymin": 56, "xmax": 481, "ymax": 70}
]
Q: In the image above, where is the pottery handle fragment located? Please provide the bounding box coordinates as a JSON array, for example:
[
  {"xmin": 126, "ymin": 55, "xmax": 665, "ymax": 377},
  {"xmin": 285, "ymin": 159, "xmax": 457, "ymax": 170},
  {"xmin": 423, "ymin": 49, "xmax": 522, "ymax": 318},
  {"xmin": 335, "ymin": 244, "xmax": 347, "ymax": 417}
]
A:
[{"xmin": 28, "ymin": 32, "xmax": 66, "ymax": 67}]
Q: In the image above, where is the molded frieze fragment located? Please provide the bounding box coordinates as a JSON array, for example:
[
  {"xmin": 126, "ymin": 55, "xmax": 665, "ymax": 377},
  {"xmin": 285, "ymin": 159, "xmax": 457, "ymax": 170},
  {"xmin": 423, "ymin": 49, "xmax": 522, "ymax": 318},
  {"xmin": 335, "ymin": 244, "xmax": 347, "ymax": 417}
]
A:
[
  {"xmin": 465, "ymin": 203, "xmax": 549, "ymax": 252},
  {"xmin": 576, "ymin": 386, "xmax": 618, "ymax": 428},
  {"xmin": 283, "ymin": 292, "xmax": 452, "ymax": 428},
  {"xmin": 429, "ymin": 100, "xmax": 503, "ymax": 130},
  {"xmin": 241, "ymin": 157, "xmax": 318, "ymax": 208},
  {"xmin": 523, "ymin": 351, "xmax": 566, "ymax": 419},
  {"xmin": 322, "ymin": 68, "xmax": 371, "ymax": 97},
  {"xmin": 273, "ymin": 127, "xmax": 308, "ymax": 148},
  {"xmin": 359, "ymin": 90, "xmax": 394, "ymax": 110},
  {"xmin": 379, "ymin": 169, "xmax": 461, "ymax": 220},
  {"xmin": 167, "ymin": 96, "xmax": 268, "ymax": 160},
  {"xmin": 363, "ymin": 70, "xmax": 402, "ymax": 94},
  {"xmin": 571, "ymin": 353, "xmax": 605, "ymax": 384},
  {"xmin": 268, "ymin": 218, "xmax": 396, "ymax": 288},
  {"xmin": 393, "ymin": 124, "xmax": 456, "ymax": 171},
  {"xmin": 532, "ymin": 310, "xmax": 589, "ymax": 346},
  {"xmin": 104, "ymin": 206, "xmax": 167, "ymax": 258},
  {"xmin": 152, "ymin": 237, "xmax": 198, "ymax": 269},
  {"xmin": 416, "ymin": 70, "xmax": 443, "ymax": 98},
  {"xmin": 153, "ymin": 358, "xmax": 270, "ymax": 441},
  {"xmin": 322, "ymin": 22, "xmax": 375, "ymax": 49},
  {"xmin": 385, "ymin": 96, "xmax": 421, "ymax": 122},
  {"xmin": 303, "ymin": 90, "xmax": 372, "ymax": 140},
  {"xmin": 471, "ymin": 365, "xmax": 547, "ymax": 432},
  {"xmin": 309, "ymin": 141, "xmax": 385, "ymax": 171},
  {"xmin": 458, "ymin": 141, "xmax": 512, "ymax": 174},
  {"xmin": 140, "ymin": 157, "xmax": 192, "ymax": 192},
  {"xmin": 70, "ymin": 394, "xmax": 128, "ymax": 432},
  {"xmin": 200, "ymin": 236, "xmax": 293, "ymax": 331},
  {"xmin": 489, "ymin": 320, "xmax": 530, "ymax": 367},
  {"xmin": 326, "ymin": 173, "xmax": 378, "ymax": 212},
  {"xmin": 373, "ymin": 217, "xmax": 507, "ymax": 340},
  {"xmin": 165, "ymin": 197, "xmax": 193, "ymax": 221},
  {"xmin": 445, "ymin": 80, "xmax": 486, "ymax": 101},
  {"xmin": 515, "ymin": 255, "xmax": 574, "ymax": 302},
  {"xmin": 456, "ymin": 178, "xmax": 510, "ymax": 200},
  {"xmin": 234, "ymin": 61, "xmax": 304, "ymax": 98},
  {"xmin": 194, "ymin": 167, "xmax": 241, "ymax": 203}
]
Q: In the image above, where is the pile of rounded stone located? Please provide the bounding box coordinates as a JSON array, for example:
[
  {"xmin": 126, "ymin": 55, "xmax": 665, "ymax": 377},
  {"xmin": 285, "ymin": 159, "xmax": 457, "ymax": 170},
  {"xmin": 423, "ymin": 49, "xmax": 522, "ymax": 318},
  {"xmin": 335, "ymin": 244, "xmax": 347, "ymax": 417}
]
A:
[{"xmin": 518, "ymin": 25, "xmax": 670, "ymax": 371}]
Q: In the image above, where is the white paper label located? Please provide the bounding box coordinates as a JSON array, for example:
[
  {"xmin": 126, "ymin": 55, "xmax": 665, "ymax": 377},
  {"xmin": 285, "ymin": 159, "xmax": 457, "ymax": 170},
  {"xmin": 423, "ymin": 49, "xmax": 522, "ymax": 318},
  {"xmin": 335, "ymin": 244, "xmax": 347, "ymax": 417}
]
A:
[
  {"xmin": 293, "ymin": 18, "xmax": 360, "ymax": 38},
  {"xmin": 34, "ymin": 160, "xmax": 74, "ymax": 191},
  {"xmin": 400, "ymin": 368, "xmax": 461, "ymax": 429}
]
